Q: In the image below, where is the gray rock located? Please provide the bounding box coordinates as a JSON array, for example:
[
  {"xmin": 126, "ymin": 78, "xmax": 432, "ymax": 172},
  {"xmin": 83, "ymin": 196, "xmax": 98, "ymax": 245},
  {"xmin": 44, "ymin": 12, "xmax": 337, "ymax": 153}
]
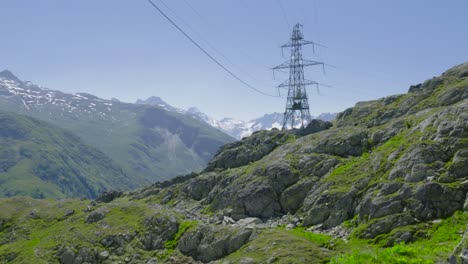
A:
[
  {"xmin": 265, "ymin": 163, "xmax": 298, "ymax": 194},
  {"xmin": 60, "ymin": 248, "xmax": 75, "ymax": 264},
  {"xmin": 370, "ymin": 199, "xmax": 404, "ymax": 219},
  {"xmin": 237, "ymin": 217, "xmax": 262, "ymax": 226},
  {"xmin": 357, "ymin": 213, "xmax": 416, "ymax": 239},
  {"xmin": 145, "ymin": 258, "xmax": 158, "ymax": 264},
  {"xmin": 296, "ymin": 119, "xmax": 333, "ymax": 136},
  {"xmin": 98, "ymin": 251, "xmax": 109, "ymax": 260},
  {"xmin": 140, "ymin": 214, "xmax": 179, "ymax": 250},
  {"xmin": 448, "ymin": 149, "xmax": 468, "ymax": 178},
  {"xmin": 302, "ymin": 189, "xmax": 356, "ymax": 228},
  {"xmin": 178, "ymin": 225, "xmax": 252, "ymax": 262},
  {"xmin": 237, "ymin": 180, "xmax": 281, "ymax": 219},
  {"xmin": 240, "ymin": 257, "xmax": 256, "ymax": 264},
  {"xmin": 386, "ymin": 230, "xmax": 414, "ymax": 246},
  {"xmin": 184, "ymin": 174, "xmax": 217, "ymax": 201},
  {"xmin": 64, "ymin": 210, "xmax": 75, "ymax": 217},
  {"xmin": 405, "ymin": 164, "xmax": 432, "ymax": 182},
  {"xmin": 85, "ymin": 208, "xmax": 109, "ymax": 224},
  {"xmin": 74, "ymin": 247, "xmax": 96, "ymax": 264},
  {"xmin": 464, "ymin": 193, "xmax": 468, "ymax": 211},
  {"xmin": 379, "ymin": 182, "xmax": 403, "ymax": 196},
  {"xmin": 307, "ymin": 128, "xmax": 369, "ymax": 157},
  {"xmin": 204, "ymin": 130, "xmax": 293, "ymax": 172},
  {"xmin": 101, "ymin": 233, "xmax": 134, "ymax": 248},
  {"xmin": 95, "ymin": 190, "xmax": 123, "ymax": 203},
  {"xmin": 223, "ymin": 216, "xmax": 236, "ymax": 225},
  {"xmin": 413, "ymin": 182, "xmax": 464, "ymax": 221},
  {"xmin": 115, "ymin": 247, "xmax": 125, "ymax": 256}
]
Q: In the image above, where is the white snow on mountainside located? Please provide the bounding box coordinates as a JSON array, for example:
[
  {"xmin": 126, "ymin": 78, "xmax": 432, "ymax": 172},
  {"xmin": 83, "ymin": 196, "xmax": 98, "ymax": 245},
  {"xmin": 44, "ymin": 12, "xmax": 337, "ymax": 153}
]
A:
[
  {"xmin": 0, "ymin": 70, "xmax": 116, "ymax": 120},
  {"xmin": 136, "ymin": 96, "xmax": 337, "ymax": 140},
  {"xmin": 0, "ymin": 69, "xmax": 336, "ymax": 141}
]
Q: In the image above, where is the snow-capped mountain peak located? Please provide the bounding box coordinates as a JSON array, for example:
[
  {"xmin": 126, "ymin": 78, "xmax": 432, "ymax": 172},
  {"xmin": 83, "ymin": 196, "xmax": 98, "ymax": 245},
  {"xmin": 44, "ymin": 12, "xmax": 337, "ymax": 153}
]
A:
[
  {"xmin": 0, "ymin": 70, "xmax": 116, "ymax": 120},
  {"xmin": 0, "ymin": 70, "xmax": 21, "ymax": 83},
  {"xmin": 136, "ymin": 97, "xmax": 338, "ymax": 140}
]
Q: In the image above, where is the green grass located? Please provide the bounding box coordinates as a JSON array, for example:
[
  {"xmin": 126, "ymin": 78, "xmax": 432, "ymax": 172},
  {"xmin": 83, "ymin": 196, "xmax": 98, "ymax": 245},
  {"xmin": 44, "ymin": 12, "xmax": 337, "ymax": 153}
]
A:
[
  {"xmin": 0, "ymin": 196, "xmax": 156, "ymax": 263},
  {"xmin": 164, "ymin": 220, "xmax": 198, "ymax": 250},
  {"xmin": 222, "ymin": 229, "xmax": 333, "ymax": 264},
  {"xmin": 283, "ymin": 227, "xmax": 334, "ymax": 247},
  {"xmin": 330, "ymin": 211, "xmax": 468, "ymax": 263}
]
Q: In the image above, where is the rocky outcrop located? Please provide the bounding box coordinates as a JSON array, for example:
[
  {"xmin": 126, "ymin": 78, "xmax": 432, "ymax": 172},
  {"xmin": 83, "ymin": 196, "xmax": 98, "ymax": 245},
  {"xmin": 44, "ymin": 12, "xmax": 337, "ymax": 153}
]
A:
[
  {"xmin": 140, "ymin": 214, "xmax": 179, "ymax": 250},
  {"xmin": 58, "ymin": 247, "xmax": 98, "ymax": 264},
  {"xmin": 204, "ymin": 129, "xmax": 293, "ymax": 172},
  {"xmin": 85, "ymin": 207, "xmax": 109, "ymax": 224},
  {"xmin": 178, "ymin": 225, "xmax": 252, "ymax": 262},
  {"xmin": 95, "ymin": 190, "xmax": 124, "ymax": 203}
]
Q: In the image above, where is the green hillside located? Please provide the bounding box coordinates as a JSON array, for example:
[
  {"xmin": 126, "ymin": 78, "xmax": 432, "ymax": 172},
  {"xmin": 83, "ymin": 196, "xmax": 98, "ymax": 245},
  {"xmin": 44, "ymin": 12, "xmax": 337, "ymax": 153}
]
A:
[
  {"xmin": 0, "ymin": 110, "xmax": 132, "ymax": 199},
  {"xmin": 0, "ymin": 72, "xmax": 234, "ymax": 185}
]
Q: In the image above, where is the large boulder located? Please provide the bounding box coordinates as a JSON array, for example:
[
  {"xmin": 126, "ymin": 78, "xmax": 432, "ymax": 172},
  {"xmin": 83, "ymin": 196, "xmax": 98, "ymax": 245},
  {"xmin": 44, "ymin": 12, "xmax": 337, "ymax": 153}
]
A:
[
  {"xmin": 302, "ymin": 127, "xmax": 369, "ymax": 157},
  {"xmin": 412, "ymin": 182, "xmax": 464, "ymax": 221},
  {"xmin": 178, "ymin": 225, "xmax": 252, "ymax": 263},
  {"xmin": 448, "ymin": 149, "xmax": 468, "ymax": 179},
  {"xmin": 302, "ymin": 188, "xmax": 357, "ymax": 228},
  {"xmin": 140, "ymin": 214, "xmax": 179, "ymax": 250},
  {"xmin": 356, "ymin": 213, "xmax": 417, "ymax": 239},
  {"xmin": 204, "ymin": 129, "xmax": 293, "ymax": 172},
  {"xmin": 85, "ymin": 207, "xmax": 109, "ymax": 224},
  {"xmin": 280, "ymin": 179, "xmax": 315, "ymax": 214}
]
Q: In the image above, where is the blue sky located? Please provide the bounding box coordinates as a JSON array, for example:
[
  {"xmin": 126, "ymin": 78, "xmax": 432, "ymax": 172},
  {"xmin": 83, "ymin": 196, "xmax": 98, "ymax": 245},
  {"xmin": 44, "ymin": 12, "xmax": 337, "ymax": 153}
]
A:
[{"xmin": 2, "ymin": 0, "xmax": 467, "ymax": 120}]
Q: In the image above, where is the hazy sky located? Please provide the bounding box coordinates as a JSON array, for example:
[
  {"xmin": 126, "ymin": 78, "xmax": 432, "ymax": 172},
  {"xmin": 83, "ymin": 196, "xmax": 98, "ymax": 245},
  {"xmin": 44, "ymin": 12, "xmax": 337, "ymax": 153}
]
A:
[{"xmin": 2, "ymin": 0, "xmax": 467, "ymax": 120}]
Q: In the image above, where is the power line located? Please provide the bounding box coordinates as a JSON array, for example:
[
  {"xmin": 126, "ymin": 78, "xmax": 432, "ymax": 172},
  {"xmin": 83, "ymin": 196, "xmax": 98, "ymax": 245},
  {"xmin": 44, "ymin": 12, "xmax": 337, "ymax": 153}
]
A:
[
  {"xmin": 159, "ymin": 0, "xmax": 260, "ymax": 82},
  {"xmin": 144, "ymin": 0, "xmax": 282, "ymax": 98},
  {"xmin": 179, "ymin": 0, "xmax": 276, "ymax": 83},
  {"xmin": 181, "ymin": 0, "xmax": 204, "ymax": 21},
  {"xmin": 276, "ymin": 0, "xmax": 291, "ymax": 31}
]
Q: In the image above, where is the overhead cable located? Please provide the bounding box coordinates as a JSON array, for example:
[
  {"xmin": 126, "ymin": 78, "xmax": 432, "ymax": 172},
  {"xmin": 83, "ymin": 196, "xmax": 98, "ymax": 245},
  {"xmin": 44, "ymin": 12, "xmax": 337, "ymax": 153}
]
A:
[{"xmin": 144, "ymin": 0, "xmax": 282, "ymax": 98}]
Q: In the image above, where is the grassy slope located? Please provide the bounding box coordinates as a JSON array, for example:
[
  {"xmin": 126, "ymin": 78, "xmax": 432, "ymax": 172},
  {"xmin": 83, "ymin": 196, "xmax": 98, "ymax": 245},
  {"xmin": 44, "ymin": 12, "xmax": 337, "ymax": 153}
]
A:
[
  {"xmin": 0, "ymin": 111, "xmax": 132, "ymax": 199},
  {"xmin": 0, "ymin": 196, "xmax": 466, "ymax": 263},
  {"xmin": 0, "ymin": 197, "xmax": 152, "ymax": 263},
  {"xmin": 0, "ymin": 97, "xmax": 233, "ymax": 185}
]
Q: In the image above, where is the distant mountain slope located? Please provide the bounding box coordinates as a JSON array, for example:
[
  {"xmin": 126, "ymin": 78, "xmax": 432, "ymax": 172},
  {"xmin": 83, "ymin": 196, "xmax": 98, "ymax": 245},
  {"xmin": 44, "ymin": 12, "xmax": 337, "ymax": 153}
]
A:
[
  {"xmin": 136, "ymin": 96, "xmax": 337, "ymax": 139},
  {"xmin": 0, "ymin": 71, "xmax": 233, "ymax": 184},
  {"xmin": 0, "ymin": 110, "xmax": 131, "ymax": 199}
]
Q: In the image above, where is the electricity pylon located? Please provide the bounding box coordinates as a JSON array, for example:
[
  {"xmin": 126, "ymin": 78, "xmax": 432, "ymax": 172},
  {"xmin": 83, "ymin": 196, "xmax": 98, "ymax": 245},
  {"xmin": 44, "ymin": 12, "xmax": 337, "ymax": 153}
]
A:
[{"xmin": 273, "ymin": 23, "xmax": 325, "ymax": 130}]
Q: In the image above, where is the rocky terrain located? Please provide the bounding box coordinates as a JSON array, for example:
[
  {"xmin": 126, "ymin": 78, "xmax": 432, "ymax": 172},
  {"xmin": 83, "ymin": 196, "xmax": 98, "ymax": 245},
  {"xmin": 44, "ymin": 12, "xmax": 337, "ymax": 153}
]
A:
[
  {"xmin": 0, "ymin": 71, "xmax": 233, "ymax": 186},
  {"xmin": 1, "ymin": 62, "xmax": 468, "ymax": 263}
]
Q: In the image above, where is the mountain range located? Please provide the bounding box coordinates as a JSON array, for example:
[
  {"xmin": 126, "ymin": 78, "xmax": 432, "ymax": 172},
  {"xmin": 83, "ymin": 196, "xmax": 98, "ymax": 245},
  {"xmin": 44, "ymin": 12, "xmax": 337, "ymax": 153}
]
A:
[
  {"xmin": 136, "ymin": 96, "xmax": 337, "ymax": 139},
  {"xmin": 0, "ymin": 71, "xmax": 233, "ymax": 197}
]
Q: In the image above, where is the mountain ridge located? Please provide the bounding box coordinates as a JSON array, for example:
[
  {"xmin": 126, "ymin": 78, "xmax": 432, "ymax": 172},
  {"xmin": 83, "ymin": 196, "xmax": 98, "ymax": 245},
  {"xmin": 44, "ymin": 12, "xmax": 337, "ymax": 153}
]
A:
[
  {"xmin": 136, "ymin": 96, "xmax": 337, "ymax": 139},
  {"xmin": 0, "ymin": 72, "xmax": 234, "ymax": 185}
]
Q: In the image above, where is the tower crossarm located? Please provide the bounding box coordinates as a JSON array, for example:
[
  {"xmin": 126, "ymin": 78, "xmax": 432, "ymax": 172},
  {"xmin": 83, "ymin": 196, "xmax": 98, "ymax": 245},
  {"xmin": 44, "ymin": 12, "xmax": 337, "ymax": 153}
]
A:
[
  {"xmin": 281, "ymin": 40, "xmax": 326, "ymax": 48},
  {"xmin": 277, "ymin": 79, "xmax": 320, "ymax": 88},
  {"xmin": 272, "ymin": 60, "xmax": 292, "ymax": 70},
  {"xmin": 302, "ymin": 59, "xmax": 324, "ymax": 67},
  {"xmin": 273, "ymin": 59, "xmax": 324, "ymax": 70}
]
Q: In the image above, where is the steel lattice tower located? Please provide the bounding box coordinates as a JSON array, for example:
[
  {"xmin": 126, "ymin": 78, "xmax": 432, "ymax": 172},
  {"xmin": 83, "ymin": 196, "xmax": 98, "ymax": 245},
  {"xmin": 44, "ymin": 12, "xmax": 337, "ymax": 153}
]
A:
[{"xmin": 274, "ymin": 23, "xmax": 325, "ymax": 130}]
